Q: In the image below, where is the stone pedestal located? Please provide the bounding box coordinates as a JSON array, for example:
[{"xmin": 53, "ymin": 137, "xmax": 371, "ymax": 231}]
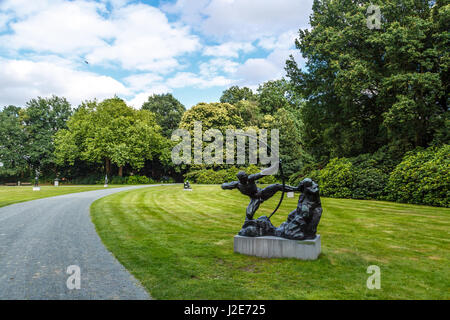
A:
[
  {"xmin": 33, "ymin": 187, "xmax": 41, "ymax": 191},
  {"xmin": 234, "ymin": 235, "xmax": 321, "ymax": 260}
]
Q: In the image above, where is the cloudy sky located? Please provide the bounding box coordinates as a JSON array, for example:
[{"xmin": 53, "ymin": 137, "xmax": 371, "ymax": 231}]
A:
[{"xmin": 0, "ymin": 0, "xmax": 312, "ymax": 109}]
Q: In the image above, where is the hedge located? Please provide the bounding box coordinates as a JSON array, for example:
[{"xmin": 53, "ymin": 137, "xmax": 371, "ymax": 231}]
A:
[
  {"xmin": 185, "ymin": 165, "xmax": 278, "ymax": 185},
  {"xmin": 386, "ymin": 145, "xmax": 449, "ymax": 207},
  {"xmin": 287, "ymin": 145, "xmax": 449, "ymax": 207}
]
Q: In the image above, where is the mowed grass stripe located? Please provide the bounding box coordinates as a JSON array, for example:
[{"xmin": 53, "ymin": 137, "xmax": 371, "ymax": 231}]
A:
[
  {"xmin": 0, "ymin": 185, "xmax": 123, "ymax": 208},
  {"xmin": 91, "ymin": 185, "xmax": 450, "ymax": 299}
]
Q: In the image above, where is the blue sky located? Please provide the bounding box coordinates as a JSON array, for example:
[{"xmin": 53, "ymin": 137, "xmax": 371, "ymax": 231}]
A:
[{"xmin": 0, "ymin": 0, "xmax": 312, "ymax": 109}]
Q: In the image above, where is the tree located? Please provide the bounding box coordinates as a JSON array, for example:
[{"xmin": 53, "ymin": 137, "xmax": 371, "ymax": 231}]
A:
[
  {"xmin": 234, "ymin": 100, "xmax": 262, "ymax": 126},
  {"xmin": 21, "ymin": 96, "xmax": 72, "ymax": 173},
  {"xmin": 220, "ymin": 86, "xmax": 256, "ymax": 105},
  {"xmin": 257, "ymin": 79, "xmax": 292, "ymax": 114},
  {"xmin": 260, "ymin": 108, "xmax": 304, "ymax": 176},
  {"xmin": 141, "ymin": 93, "xmax": 186, "ymax": 138},
  {"xmin": 55, "ymin": 97, "xmax": 168, "ymax": 177},
  {"xmin": 286, "ymin": 0, "xmax": 448, "ymax": 161},
  {"xmin": 179, "ymin": 102, "xmax": 246, "ymax": 133},
  {"xmin": 0, "ymin": 106, "xmax": 27, "ymax": 178}
]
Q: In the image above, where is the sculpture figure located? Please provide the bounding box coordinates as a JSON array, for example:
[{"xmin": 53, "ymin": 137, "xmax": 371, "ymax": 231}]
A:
[
  {"xmin": 222, "ymin": 174, "xmax": 323, "ymax": 240},
  {"xmin": 275, "ymin": 178, "xmax": 322, "ymax": 240},
  {"xmin": 34, "ymin": 169, "xmax": 40, "ymax": 187},
  {"xmin": 221, "ymin": 170, "xmax": 297, "ymax": 221}
]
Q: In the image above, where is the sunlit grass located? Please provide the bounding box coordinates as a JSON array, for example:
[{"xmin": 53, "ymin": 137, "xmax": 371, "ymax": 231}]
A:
[
  {"xmin": 0, "ymin": 185, "xmax": 123, "ymax": 208},
  {"xmin": 91, "ymin": 185, "xmax": 450, "ymax": 300}
]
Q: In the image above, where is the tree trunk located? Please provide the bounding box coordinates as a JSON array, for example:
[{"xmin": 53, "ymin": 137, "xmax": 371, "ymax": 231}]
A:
[
  {"xmin": 118, "ymin": 166, "xmax": 123, "ymax": 177},
  {"xmin": 105, "ymin": 158, "xmax": 111, "ymax": 175}
]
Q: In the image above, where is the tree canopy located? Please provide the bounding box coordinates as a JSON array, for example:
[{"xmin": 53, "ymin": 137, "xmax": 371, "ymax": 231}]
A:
[
  {"xmin": 142, "ymin": 93, "xmax": 186, "ymax": 138},
  {"xmin": 55, "ymin": 97, "xmax": 169, "ymax": 177},
  {"xmin": 286, "ymin": 0, "xmax": 449, "ymax": 161},
  {"xmin": 220, "ymin": 86, "xmax": 256, "ymax": 105}
]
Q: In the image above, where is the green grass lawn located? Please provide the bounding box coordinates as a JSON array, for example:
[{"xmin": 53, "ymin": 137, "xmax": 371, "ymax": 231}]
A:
[
  {"xmin": 91, "ymin": 185, "xmax": 450, "ymax": 300},
  {"xmin": 0, "ymin": 185, "xmax": 123, "ymax": 208}
]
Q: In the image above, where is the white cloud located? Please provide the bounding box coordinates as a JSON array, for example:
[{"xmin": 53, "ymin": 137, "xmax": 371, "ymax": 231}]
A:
[
  {"xmin": 123, "ymin": 73, "xmax": 164, "ymax": 93},
  {"xmin": 0, "ymin": 1, "xmax": 110, "ymax": 55},
  {"xmin": 231, "ymin": 30, "xmax": 304, "ymax": 86},
  {"xmin": 0, "ymin": 57, "xmax": 128, "ymax": 107},
  {"xmin": 236, "ymin": 58, "xmax": 281, "ymax": 85},
  {"xmin": 86, "ymin": 3, "xmax": 201, "ymax": 72},
  {"xmin": 0, "ymin": 0, "xmax": 61, "ymax": 18},
  {"xmin": 165, "ymin": 0, "xmax": 313, "ymax": 42},
  {"xmin": 0, "ymin": 0, "xmax": 312, "ymax": 108},
  {"xmin": 0, "ymin": 12, "xmax": 12, "ymax": 31},
  {"xmin": 162, "ymin": 0, "xmax": 310, "ymax": 87},
  {"xmin": 0, "ymin": 1, "xmax": 200, "ymax": 73},
  {"xmin": 203, "ymin": 42, "xmax": 254, "ymax": 58},
  {"xmin": 127, "ymin": 86, "xmax": 172, "ymax": 109},
  {"xmin": 167, "ymin": 72, "xmax": 233, "ymax": 89},
  {"xmin": 199, "ymin": 58, "xmax": 239, "ymax": 77}
]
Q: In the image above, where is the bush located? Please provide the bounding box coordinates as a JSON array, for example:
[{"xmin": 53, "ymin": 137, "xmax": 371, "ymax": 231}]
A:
[
  {"xmin": 184, "ymin": 165, "xmax": 280, "ymax": 185},
  {"xmin": 318, "ymin": 158, "xmax": 354, "ymax": 198},
  {"xmin": 127, "ymin": 175, "xmax": 155, "ymax": 185},
  {"xmin": 387, "ymin": 145, "xmax": 450, "ymax": 207},
  {"xmin": 110, "ymin": 176, "xmax": 128, "ymax": 184},
  {"xmin": 71, "ymin": 174, "xmax": 104, "ymax": 185},
  {"xmin": 288, "ymin": 163, "xmax": 322, "ymax": 186},
  {"xmin": 352, "ymin": 167, "xmax": 389, "ymax": 200}
]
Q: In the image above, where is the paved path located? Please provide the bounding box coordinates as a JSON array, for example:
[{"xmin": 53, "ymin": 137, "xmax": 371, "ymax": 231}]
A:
[{"xmin": 0, "ymin": 185, "xmax": 157, "ymax": 300}]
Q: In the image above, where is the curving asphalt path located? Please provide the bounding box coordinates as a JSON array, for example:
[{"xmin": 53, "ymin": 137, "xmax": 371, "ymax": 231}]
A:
[{"xmin": 0, "ymin": 185, "xmax": 158, "ymax": 300}]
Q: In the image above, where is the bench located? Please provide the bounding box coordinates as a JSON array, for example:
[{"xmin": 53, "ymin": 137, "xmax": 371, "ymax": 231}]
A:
[
  {"xmin": 21, "ymin": 182, "xmax": 32, "ymax": 186},
  {"xmin": 5, "ymin": 182, "xmax": 16, "ymax": 186}
]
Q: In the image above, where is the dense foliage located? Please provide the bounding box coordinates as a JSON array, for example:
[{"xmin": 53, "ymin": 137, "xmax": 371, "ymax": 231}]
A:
[
  {"xmin": 142, "ymin": 93, "xmax": 186, "ymax": 138},
  {"xmin": 185, "ymin": 165, "xmax": 277, "ymax": 185},
  {"xmin": 386, "ymin": 145, "xmax": 449, "ymax": 207},
  {"xmin": 286, "ymin": 0, "xmax": 449, "ymax": 161},
  {"xmin": 54, "ymin": 97, "xmax": 170, "ymax": 177}
]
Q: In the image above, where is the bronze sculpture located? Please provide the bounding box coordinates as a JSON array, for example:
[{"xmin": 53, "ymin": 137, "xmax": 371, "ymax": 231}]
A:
[{"xmin": 222, "ymin": 173, "xmax": 323, "ymax": 240}]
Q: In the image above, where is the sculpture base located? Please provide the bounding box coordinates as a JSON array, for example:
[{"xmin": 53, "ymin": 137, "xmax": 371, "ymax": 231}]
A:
[
  {"xmin": 104, "ymin": 184, "xmax": 108, "ymax": 188},
  {"xmin": 183, "ymin": 188, "xmax": 192, "ymax": 191},
  {"xmin": 234, "ymin": 235, "xmax": 321, "ymax": 260},
  {"xmin": 33, "ymin": 187, "xmax": 41, "ymax": 191}
]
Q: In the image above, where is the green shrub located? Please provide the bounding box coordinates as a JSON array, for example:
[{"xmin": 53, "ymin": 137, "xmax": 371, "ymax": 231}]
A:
[
  {"xmin": 352, "ymin": 167, "xmax": 389, "ymax": 200},
  {"xmin": 71, "ymin": 174, "xmax": 103, "ymax": 185},
  {"xmin": 184, "ymin": 165, "xmax": 280, "ymax": 185},
  {"xmin": 387, "ymin": 145, "xmax": 450, "ymax": 207},
  {"xmin": 110, "ymin": 176, "xmax": 128, "ymax": 184},
  {"xmin": 288, "ymin": 163, "xmax": 321, "ymax": 186},
  {"xmin": 319, "ymin": 158, "xmax": 354, "ymax": 198},
  {"xmin": 127, "ymin": 175, "xmax": 154, "ymax": 185}
]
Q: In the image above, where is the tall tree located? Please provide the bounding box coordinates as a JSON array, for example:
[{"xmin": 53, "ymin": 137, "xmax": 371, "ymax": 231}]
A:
[
  {"xmin": 220, "ymin": 86, "xmax": 256, "ymax": 105},
  {"xmin": 21, "ymin": 96, "xmax": 72, "ymax": 173},
  {"xmin": 141, "ymin": 93, "xmax": 186, "ymax": 138},
  {"xmin": 257, "ymin": 79, "xmax": 292, "ymax": 114},
  {"xmin": 286, "ymin": 0, "xmax": 448, "ymax": 161},
  {"xmin": 179, "ymin": 102, "xmax": 246, "ymax": 133},
  {"xmin": 0, "ymin": 106, "xmax": 27, "ymax": 177},
  {"xmin": 55, "ymin": 97, "xmax": 168, "ymax": 177},
  {"xmin": 260, "ymin": 108, "xmax": 305, "ymax": 176}
]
